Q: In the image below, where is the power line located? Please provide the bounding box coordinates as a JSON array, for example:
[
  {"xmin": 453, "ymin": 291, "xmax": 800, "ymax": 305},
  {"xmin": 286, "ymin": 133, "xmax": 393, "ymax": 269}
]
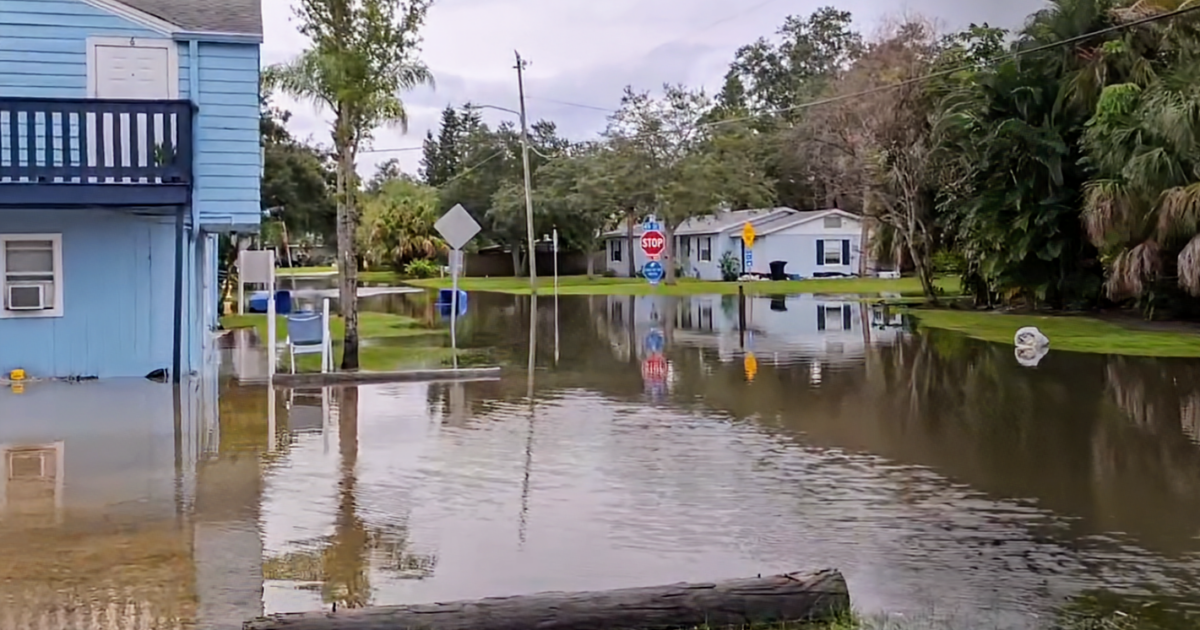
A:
[
  {"xmin": 530, "ymin": 3, "xmax": 1200, "ymax": 133},
  {"xmin": 359, "ymin": 4, "xmax": 1200, "ymax": 163}
]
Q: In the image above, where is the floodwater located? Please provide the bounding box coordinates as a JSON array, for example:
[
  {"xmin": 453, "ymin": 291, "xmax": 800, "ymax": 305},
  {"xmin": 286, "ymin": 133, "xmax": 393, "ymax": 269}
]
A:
[{"xmin": 3, "ymin": 289, "xmax": 1200, "ymax": 629}]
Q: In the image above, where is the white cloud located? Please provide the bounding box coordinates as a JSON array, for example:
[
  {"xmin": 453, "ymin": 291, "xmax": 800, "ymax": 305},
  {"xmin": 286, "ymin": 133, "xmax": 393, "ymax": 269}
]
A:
[{"xmin": 261, "ymin": 0, "xmax": 1046, "ymax": 178}]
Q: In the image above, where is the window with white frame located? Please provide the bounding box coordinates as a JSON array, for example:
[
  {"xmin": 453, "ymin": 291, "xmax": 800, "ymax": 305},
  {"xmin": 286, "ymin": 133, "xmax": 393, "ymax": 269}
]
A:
[
  {"xmin": 611, "ymin": 239, "xmax": 622, "ymax": 262},
  {"xmin": 823, "ymin": 239, "xmax": 843, "ymax": 265},
  {"xmin": 698, "ymin": 237, "xmax": 712, "ymax": 261},
  {"xmin": 1, "ymin": 235, "xmax": 63, "ymax": 318}
]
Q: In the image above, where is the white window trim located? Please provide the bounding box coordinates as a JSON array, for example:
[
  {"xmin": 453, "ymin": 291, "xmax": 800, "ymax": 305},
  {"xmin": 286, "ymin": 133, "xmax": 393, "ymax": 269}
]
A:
[
  {"xmin": 823, "ymin": 239, "xmax": 844, "ymax": 266},
  {"xmin": 86, "ymin": 37, "xmax": 181, "ymax": 99},
  {"xmin": 611, "ymin": 240, "xmax": 622, "ymax": 262},
  {"xmin": 698, "ymin": 237, "xmax": 712, "ymax": 262},
  {"xmin": 0, "ymin": 234, "xmax": 65, "ymax": 319}
]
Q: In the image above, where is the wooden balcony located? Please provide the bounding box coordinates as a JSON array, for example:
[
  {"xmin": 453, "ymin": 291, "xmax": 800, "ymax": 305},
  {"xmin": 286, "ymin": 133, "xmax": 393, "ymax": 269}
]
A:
[{"xmin": 0, "ymin": 97, "xmax": 194, "ymax": 208}]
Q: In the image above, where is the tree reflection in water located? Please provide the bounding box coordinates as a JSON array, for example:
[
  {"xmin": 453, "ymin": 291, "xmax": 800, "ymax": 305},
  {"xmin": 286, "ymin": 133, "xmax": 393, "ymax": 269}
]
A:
[{"xmin": 261, "ymin": 387, "xmax": 437, "ymax": 610}]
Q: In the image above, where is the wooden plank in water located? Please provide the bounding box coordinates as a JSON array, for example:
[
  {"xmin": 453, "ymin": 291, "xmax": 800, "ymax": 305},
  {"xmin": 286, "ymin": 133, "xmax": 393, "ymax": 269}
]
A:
[
  {"xmin": 270, "ymin": 367, "xmax": 502, "ymax": 388},
  {"xmin": 243, "ymin": 569, "xmax": 849, "ymax": 630}
]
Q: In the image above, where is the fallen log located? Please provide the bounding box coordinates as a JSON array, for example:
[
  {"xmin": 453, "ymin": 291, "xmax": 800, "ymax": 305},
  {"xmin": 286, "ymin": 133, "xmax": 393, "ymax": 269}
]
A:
[{"xmin": 244, "ymin": 568, "xmax": 849, "ymax": 630}]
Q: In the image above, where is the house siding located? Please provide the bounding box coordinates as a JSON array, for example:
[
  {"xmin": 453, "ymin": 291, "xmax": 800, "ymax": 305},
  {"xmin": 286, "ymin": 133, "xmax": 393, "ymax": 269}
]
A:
[
  {"xmin": 0, "ymin": 0, "xmax": 261, "ymax": 231},
  {"xmin": 193, "ymin": 42, "xmax": 261, "ymax": 230},
  {"xmin": 0, "ymin": 210, "xmax": 205, "ymax": 378},
  {"xmin": 743, "ymin": 216, "xmax": 863, "ymax": 278}
]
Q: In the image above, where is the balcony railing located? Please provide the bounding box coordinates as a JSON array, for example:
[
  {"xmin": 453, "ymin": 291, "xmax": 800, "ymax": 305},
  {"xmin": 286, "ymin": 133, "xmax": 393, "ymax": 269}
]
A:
[{"xmin": 0, "ymin": 97, "xmax": 194, "ymax": 206}]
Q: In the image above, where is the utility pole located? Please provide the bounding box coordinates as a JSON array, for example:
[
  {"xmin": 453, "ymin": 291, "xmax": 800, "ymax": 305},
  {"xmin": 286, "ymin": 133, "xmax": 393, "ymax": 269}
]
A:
[{"xmin": 515, "ymin": 50, "xmax": 538, "ymax": 294}]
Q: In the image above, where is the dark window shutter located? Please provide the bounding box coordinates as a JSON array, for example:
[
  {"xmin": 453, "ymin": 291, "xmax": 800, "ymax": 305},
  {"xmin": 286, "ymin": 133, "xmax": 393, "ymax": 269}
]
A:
[
  {"xmin": 816, "ymin": 240, "xmax": 824, "ymax": 266},
  {"xmin": 817, "ymin": 305, "xmax": 826, "ymax": 330},
  {"xmin": 842, "ymin": 305, "xmax": 852, "ymax": 330},
  {"xmin": 842, "ymin": 239, "xmax": 850, "ymax": 266}
]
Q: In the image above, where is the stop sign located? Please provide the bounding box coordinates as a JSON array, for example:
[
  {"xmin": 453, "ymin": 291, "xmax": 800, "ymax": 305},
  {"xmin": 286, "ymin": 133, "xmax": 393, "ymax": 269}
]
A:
[
  {"xmin": 642, "ymin": 353, "xmax": 668, "ymax": 383},
  {"xmin": 640, "ymin": 229, "xmax": 666, "ymax": 259}
]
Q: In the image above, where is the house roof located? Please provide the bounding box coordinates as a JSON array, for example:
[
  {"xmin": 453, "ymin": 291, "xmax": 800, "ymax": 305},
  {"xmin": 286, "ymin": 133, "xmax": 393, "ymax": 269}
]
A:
[
  {"xmin": 602, "ymin": 207, "xmax": 853, "ymax": 239},
  {"xmin": 116, "ymin": 0, "xmax": 263, "ymax": 36},
  {"xmin": 603, "ymin": 207, "xmax": 800, "ymax": 238},
  {"xmin": 756, "ymin": 209, "xmax": 862, "ymax": 237}
]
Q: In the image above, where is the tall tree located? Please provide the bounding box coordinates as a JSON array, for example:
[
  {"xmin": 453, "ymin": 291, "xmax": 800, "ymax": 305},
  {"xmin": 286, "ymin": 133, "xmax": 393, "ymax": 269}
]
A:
[
  {"xmin": 264, "ymin": 0, "xmax": 434, "ymax": 369},
  {"xmin": 260, "ymin": 96, "xmax": 337, "ymax": 244},
  {"xmin": 602, "ymin": 85, "xmax": 773, "ymax": 284}
]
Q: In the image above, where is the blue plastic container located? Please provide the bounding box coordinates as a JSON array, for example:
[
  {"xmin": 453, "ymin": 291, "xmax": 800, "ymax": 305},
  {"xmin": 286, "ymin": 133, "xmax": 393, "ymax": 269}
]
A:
[{"xmin": 247, "ymin": 290, "xmax": 293, "ymax": 314}]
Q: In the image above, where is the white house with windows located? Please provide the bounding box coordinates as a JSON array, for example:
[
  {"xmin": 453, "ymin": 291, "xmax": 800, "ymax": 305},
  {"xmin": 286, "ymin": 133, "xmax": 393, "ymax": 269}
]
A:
[{"xmin": 602, "ymin": 207, "xmax": 865, "ymax": 280}]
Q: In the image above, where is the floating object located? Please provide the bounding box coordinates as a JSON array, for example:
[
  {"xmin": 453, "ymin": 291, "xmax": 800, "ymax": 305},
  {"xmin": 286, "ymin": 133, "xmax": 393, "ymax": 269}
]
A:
[
  {"xmin": 245, "ymin": 569, "xmax": 849, "ymax": 630},
  {"xmin": 9, "ymin": 369, "xmax": 25, "ymax": 381},
  {"xmin": 1014, "ymin": 326, "xmax": 1050, "ymax": 367},
  {"xmin": 248, "ymin": 290, "xmax": 292, "ymax": 315},
  {"xmin": 1015, "ymin": 345, "xmax": 1049, "ymax": 367},
  {"xmin": 1014, "ymin": 326, "xmax": 1049, "ymax": 348}
]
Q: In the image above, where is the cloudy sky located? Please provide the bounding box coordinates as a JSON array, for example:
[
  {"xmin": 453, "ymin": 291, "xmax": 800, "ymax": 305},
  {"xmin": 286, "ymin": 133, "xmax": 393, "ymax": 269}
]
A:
[{"xmin": 260, "ymin": 0, "xmax": 1048, "ymax": 178}]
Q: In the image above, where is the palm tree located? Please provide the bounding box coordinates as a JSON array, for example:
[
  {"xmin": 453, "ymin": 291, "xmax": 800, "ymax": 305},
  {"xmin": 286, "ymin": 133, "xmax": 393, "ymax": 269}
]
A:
[
  {"xmin": 1078, "ymin": 0, "xmax": 1200, "ymax": 306},
  {"xmin": 359, "ymin": 178, "xmax": 448, "ymax": 269},
  {"xmin": 263, "ymin": 0, "xmax": 435, "ymax": 368}
]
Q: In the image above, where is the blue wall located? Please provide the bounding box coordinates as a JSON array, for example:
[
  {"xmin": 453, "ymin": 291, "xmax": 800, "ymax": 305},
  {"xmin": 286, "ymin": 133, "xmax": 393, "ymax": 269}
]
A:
[
  {"xmin": 0, "ymin": 210, "xmax": 203, "ymax": 378},
  {"xmin": 0, "ymin": 0, "xmax": 262, "ymax": 230},
  {"xmin": 193, "ymin": 42, "xmax": 262, "ymax": 231}
]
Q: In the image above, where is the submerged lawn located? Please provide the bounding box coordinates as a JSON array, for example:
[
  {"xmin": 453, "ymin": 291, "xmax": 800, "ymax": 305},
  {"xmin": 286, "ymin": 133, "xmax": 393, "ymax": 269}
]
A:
[
  {"xmin": 407, "ymin": 275, "xmax": 960, "ymax": 297},
  {"xmin": 220, "ymin": 311, "xmax": 442, "ymax": 341},
  {"xmin": 908, "ymin": 308, "xmax": 1200, "ymax": 357},
  {"xmin": 219, "ymin": 311, "xmax": 463, "ymax": 371}
]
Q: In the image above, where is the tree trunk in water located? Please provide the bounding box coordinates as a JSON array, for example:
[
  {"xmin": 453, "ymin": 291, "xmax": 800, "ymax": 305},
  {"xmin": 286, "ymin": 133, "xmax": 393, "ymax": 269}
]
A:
[
  {"xmin": 625, "ymin": 212, "xmax": 635, "ymax": 278},
  {"xmin": 335, "ymin": 129, "xmax": 360, "ymax": 370},
  {"xmin": 327, "ymin": 386, "xmax": 369, "ymax": 607},
  {"xmin": 663, "ymin": 223, "xmax": 676, "ymax": 285},
  {"xmin": 246, "ymin": 569, "xmax": 849, "ymax": 630}
]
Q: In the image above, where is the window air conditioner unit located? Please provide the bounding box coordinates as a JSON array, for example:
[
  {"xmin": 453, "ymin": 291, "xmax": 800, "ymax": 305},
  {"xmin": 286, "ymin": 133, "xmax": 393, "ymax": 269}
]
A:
[{"xmin": 6, "ymin": 283, "xmax": 46, "ymax": 310}]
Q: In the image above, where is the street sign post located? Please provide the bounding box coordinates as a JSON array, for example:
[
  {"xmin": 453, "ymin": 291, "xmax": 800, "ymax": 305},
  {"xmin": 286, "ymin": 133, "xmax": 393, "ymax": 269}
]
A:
[
  {"xmin": 643, "ymin": 260, "xmax": 665, "ymax": 284},
  {"xmin": 741, "ymin": 222, "xmax": 756, "ymax": 276},
  {"xmin": 435, "ymin": 204, "xmax": 482, "ymax": 366}
]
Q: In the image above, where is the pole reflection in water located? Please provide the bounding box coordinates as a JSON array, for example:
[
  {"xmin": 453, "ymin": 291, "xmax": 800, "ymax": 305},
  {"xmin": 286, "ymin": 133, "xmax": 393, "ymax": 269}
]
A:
[{"xmin": 519, "ymin": 293, "xmax": 538, "ymax": 546}]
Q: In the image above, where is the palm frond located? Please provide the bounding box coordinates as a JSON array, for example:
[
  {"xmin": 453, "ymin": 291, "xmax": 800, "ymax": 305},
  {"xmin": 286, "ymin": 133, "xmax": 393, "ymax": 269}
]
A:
[
  {"xmin": 1156, "ymin": 182, "xmax": 1200, "ymax": 238},
  {"xmin": 1106, "ymin": 239, "xmax": 1161, "ymax": 297}
]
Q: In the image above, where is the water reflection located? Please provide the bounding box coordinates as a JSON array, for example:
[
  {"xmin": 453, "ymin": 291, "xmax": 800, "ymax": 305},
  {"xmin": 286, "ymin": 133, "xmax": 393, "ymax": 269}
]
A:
[{"xmin": 3, "ymin": 293, "xmax": 1200, "ymax": 628}]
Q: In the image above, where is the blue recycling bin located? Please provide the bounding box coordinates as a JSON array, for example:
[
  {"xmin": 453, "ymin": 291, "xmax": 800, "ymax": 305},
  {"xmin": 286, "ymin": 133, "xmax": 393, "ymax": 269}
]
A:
[
  {"xmin": 437, "ymin": 289, "xmax": 468, "ymax": 319},
  {"xmin": 247, "ymin": 290, "xmax": 292, "ymax": 314}
]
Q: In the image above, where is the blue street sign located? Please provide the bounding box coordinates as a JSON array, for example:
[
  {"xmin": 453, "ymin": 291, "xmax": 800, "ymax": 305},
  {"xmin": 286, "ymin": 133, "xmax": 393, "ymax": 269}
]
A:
[
  {"xmin": 642, "ymin": 216, "xmax": 660, "ymax": 232},
  {"xmin": 643, "ymin": 260, "xmax": 665, "ymax": 284},
  {"xmin": 645, "ymin": 328, "xmax": 665, "ymax": 354},
  {"xmin": 744, "ymin": 249, "xmax": 753, "ymax": 271}
]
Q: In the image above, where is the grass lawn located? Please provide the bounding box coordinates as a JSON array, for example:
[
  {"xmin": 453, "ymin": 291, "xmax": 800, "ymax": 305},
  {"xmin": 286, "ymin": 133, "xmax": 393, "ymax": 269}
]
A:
[
  {"xmin": 406, "ymin": 275, "xmax": 961, "ymax": 297},
  {"xmin": 908, "ymin": 308, "xmax": 1200, "ymax": 357},
  {"xmin": 220, "ymin": 311, "xmax": 473, "ymax": 371},
  {"xmin": 275, "ymin": 266, "xmax": 402, "ymax": 283}
]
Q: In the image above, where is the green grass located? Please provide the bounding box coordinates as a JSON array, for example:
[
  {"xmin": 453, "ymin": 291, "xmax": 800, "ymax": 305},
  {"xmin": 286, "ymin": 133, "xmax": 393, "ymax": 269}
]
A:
[
  {"xmin": 908, "ymin": 308, "xmax": 1200, "ymax": 357},
  {"xmin": 220, "ymin": 311, "xmax": 474, "ymax": 371},
  {"xmin": 406, "ymin": 275, "xmax": 961, "ymax": 297},
  {"xmin": 275, "ymin": 266, "xmax": 403, "ymax": 283},
  {"xmin": 220, "ymin": 311, "xmax": 443, "ymax": 341}
]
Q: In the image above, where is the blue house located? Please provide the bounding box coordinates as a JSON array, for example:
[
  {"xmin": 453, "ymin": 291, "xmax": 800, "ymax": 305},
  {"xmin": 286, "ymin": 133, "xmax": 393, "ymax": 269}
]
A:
[{"xmin": 0, "ymin": 0, "xmax": 262, "ymax": 380}]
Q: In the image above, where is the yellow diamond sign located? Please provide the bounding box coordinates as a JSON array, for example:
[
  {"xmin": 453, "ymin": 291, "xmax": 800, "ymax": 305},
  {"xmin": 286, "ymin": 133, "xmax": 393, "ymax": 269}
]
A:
[
  {"xmin": 741, "ymin": 222, "xmax": 756, "ymax": 248},
  {"xmin": 744, "ymin": 352, "xmax": 758, "ymax": 381}
]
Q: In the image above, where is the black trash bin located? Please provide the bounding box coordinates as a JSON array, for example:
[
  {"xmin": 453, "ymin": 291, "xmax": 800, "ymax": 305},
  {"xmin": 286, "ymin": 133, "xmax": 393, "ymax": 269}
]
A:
[{"xmin": 769, "ymin": 260, "xmax": 788, "ymax": 281}]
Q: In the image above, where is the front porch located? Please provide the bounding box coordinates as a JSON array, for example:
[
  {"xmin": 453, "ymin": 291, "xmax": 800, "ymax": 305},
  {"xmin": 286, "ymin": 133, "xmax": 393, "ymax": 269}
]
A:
[
  {"xmin": 0, "ymin": 97, "xmax": 197, "ymax": 381},
  {"xmin": 0, "ymin": 97, "xmax": 194, "ymax": 208}
]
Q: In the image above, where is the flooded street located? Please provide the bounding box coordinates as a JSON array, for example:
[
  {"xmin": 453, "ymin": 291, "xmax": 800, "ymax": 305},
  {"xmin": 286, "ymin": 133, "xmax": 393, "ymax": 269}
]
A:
[{"xmin": 4, "ymin": 290, "xmax": 1200, "ymax": 628}]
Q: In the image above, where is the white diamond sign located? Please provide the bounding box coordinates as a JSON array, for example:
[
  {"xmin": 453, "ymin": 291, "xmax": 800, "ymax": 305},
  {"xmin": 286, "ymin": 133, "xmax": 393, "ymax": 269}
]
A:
[{"xmin": 435, "ymin": 204, "xmax": 482, "ymax": 250}]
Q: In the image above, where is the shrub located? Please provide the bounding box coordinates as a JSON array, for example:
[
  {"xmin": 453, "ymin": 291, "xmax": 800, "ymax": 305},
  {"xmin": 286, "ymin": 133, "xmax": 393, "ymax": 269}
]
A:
[
  {"xmin": 719, "ymin": 251, "xmax": 741, "ymax": 281},
  {"xmin": 404, "ymin": 258, "xmax": 441, "ymax": 279}
]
